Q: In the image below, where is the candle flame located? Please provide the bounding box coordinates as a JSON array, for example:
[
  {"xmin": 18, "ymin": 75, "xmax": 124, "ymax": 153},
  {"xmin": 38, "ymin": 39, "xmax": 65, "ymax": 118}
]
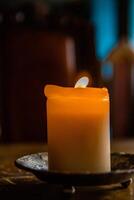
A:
[{"xmin": 74, "ymin": 76, "xmax": 89, "ymax": 88}]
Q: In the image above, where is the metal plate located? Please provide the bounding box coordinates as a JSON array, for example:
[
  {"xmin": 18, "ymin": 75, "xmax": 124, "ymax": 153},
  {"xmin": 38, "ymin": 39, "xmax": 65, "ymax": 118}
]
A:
[{"xmin": 15, "ymin": 152, "xmax": 134, "ymax": 186}]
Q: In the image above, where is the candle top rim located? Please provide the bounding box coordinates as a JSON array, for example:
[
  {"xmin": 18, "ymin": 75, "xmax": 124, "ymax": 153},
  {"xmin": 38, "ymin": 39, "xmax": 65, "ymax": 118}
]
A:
[{"xmin": 44, "ymin": 85, "xmax": 109, "ymax": 100}]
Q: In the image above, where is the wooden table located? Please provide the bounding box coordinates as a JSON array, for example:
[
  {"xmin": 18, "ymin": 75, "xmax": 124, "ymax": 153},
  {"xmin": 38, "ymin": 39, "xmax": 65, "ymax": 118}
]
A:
[{"xmin": 1, "ymin": 140, "xmax": 134, "ymax": 199}]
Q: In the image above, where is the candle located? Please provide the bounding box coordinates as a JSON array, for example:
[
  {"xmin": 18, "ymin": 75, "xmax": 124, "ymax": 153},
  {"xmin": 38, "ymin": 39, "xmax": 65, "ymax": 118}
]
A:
[{"xmin": 44, "ymin": 79, "xmax": 111, "ymax": 173}]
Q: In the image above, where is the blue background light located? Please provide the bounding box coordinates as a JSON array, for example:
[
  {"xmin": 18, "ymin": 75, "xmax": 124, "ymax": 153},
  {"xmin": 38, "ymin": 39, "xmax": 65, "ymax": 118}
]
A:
[
  {"xmin": 128, "ymin": 0, "xmax": 134, "ymax": 46},
  {"xmin": 90, "ymin": 0, "xmax": 118, "ymax": 60}
]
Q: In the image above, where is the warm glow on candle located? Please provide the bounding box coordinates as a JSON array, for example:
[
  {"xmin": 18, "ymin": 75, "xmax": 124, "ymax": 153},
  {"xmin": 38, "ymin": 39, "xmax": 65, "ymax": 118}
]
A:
[{"xmin": 45, "ymin": 82, "xmax": 111, "ymax": 173}]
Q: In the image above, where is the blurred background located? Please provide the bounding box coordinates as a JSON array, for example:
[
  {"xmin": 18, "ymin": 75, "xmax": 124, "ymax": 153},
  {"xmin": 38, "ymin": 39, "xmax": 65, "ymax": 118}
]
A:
[{"xmin": 0, "ymin": 0, "xmax": 134, "ymax": 143}]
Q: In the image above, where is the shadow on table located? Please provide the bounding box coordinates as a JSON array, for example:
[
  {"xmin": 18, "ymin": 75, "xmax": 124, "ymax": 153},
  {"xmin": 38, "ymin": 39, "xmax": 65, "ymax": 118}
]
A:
[{"xmin": 0, "ymin": 182, "xmax": 132, "ymax": 200}]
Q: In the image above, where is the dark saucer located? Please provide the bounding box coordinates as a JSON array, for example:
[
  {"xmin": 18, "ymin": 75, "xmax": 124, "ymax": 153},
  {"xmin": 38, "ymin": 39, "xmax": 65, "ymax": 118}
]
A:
[{"xmin": 15, "ymin": 152, "xmax": 134, "ymax": 187}]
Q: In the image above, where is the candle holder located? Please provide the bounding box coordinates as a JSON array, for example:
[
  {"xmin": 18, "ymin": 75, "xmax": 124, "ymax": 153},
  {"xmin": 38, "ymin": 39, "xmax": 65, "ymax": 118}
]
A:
[{"xmin": 15, "ymin": 152, "xmax": 134, "ymax": 192}]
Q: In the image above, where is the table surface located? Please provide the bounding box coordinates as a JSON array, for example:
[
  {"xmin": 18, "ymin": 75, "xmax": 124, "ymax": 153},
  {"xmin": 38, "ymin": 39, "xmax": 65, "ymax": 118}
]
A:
[{"xmin": 1, "ymin": 140, "xmax": 134, "ymax": 200}]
